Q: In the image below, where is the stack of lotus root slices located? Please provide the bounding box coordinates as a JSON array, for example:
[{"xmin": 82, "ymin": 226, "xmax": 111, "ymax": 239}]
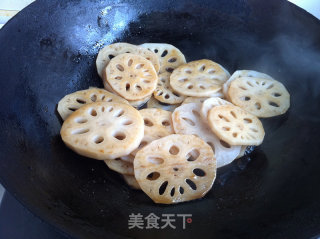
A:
[{"xmin": 58, "ymin": 42, "xmax": 290, "ymax": 204}]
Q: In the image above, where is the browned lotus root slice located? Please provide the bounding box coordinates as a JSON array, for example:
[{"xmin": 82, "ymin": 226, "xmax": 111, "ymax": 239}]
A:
[
  {"xmin": 228, "ymin": 77, "xmax": 290, "ymax": 117},
  {"xmin": 208, "ymin": 105, "xmax": 265, "ymax": 146},
  {"xmin": 140, "ymin": 43, "xmax": 186, "ymax": 74},
  {"xmin": 147, "ymin": 96, "xmax": 179, "ymax": 112},
  {"xmin": 105, "ymin": 53, "xmax": 158, "ymax": 101},
  {"xmin": 57, "ymin": 88, "xmax": 129, "ymax": 120},
  {"xmin": 223, "ymin": 70, "xmax": 274, "ymax": 100},
  {"xmin": 96, "ymin": 42, "xmax": 160, "ymax": 77},
  {"xmin": 131, "ymin": 108, "xmax": 174, "ymax": 156},
  {"xmin": 170, "ymin": 59, "xmax": 230, "ymax": 97},
  {"xmin": 60, "ymin": 102, "xmax": 144, "ymax": 160},
  {"xmin": 134, "ymin": 134, "xmax": 216, "ymax": 204},
  {"xmin": 123, "ymin": 175, "xmax": 141, "ymax": 190},
  {"xmin": 200, "ymin": 97, "xmax": 232, "ymax": 120},
  {"xmin": 104, "ymin": 158, "xmax": 134, "ymax": 175},
  {"xmin": 154, "ymin": 72, "xmax": 186, "ymax": 104}
]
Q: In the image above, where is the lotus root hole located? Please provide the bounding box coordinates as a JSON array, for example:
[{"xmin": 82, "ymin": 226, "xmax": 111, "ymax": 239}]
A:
[
  {"xmin": 154, "ymin": 49, "xmax": 158, "ymax": 53},
  {"xmin": 144, "ymin": 118, "xmax": 154, "ymax": 127},
  {"xmin": 186, "ymin": 179, "xmax": 197, "ymax": 190},
  {"xmin": 162, "ymin": 120, "xmax": 170, "ymax": 126},
  {"xmin": 107, "ymin": 106, "xmax": 113, "ymax": 112},
  {"xmin": 185, "ymin": 69, "xmax": 192, "ymax": 74},
  {"xmin": 93, "ymin": 136, "xmax": 104, "ymax": 144},
  {"xmin": 192, "ymin": 110, "xmax": 200, "ymax": 118},
  {"xmin": 198, "ymin": 85, "xmax": 205, "ymax": 89},
  {"xmin": 218, "ymin": 114, "xmax": 230, "ymax": 122},
  {"xmin": 173, "ymin": 92, "xmax": 180, "ymax": 97},
  {"xmin": 107, "ymin": 98, "xmax": 112, "ymax": 102},
  {"xmin": 68, "ymin": 107, "xmax": 77, "ymax": 111},
  {"xmin": 193, "ymin": 168, "xmax": 206, "ymax": 177},
  {"xmin": 269, "ymin": 101, "xmax": 279, "ymax": 107},
  {"xmin": 179, "ymin": 187, "xmax": 184, "ymax": 194},
  {"xmin": 169, "ymin": 145, "xmax": 180, "ymax": 155},
  {"xmin": 89, "ymin": 108, "xmax": 97, "ymax": 116},
  {"xmin": 135, "ymin": 64, "xmax": 144, "ymax": 69},
  {"xmin": 114, "ymin": 109, "xmax": 124, "ymax": 117},
  {"xmin": 222, "ymin": 127, "xmax": 231, "ymax": 131},
  {"xmin": 147, "ymin": 156, "xmax": 164, "ymax": 165},
  {"xmin": 72, "ymin": 128, "xmax": 89, "ymax": 134},
  {"xmin": 173, "ymin": 167, "xmax": 179, "ymax": 172},
  {"xmin": 108, "ymin": 54, "xmax": 115, "ymax": 60},
  {"xmin": 135, "ymin": 85, "xmax": 142, "ymax": 91},
  {"xmin": 160, "ymin": 78, "xmax": 166, "ymax": 83},
  {"xmin": 75, "ymin": 117, "xmax": 88, "ymax": 124},
  {"xmin": 220, "ymin": 140, "xmax": 231, "ymax": 148},
  {"xmin": 168, "ymin": 57, "xmax": 177, "ymax": 63},
  {"xmin": 230, "ymin": 111, "xmax": 237, "ymax": 119},
  {"xmin": 143, "ymin": 79, "xmax": 151, "ymax": 84},
  {"xmin": 161, "ymin": 50, "xmax": 168, "ymax": 57},
  {"xmin": 187, "ymin": 85, "xmax": 194, "ymax": 89},
  {"xmin": 115, "ymin": 76, "xmax": 122, "ymax": 80},
  {"xmin": 182, "ymin": 117, "xmax": 195, "ymax": 126},
  {"xmin": 128, "ymin": 59, "xmax": 133, "ymax": 66},
  {"xmin": 272, "ymin": 92, "xmax": 282, "ymax": 97},
  {"xmin": 146, "ymin": 172, "xmax": 160, "ymax": 181},
  {"xmin": 241, "ymin": 96, "xmax": 251, "ymax": 101},
  {"xmin": 233, "ymin": 132, "xmax": 238, "ymax": 138},
  {"xmin": 113, "ymin": 132, "xmax": 126, "ymax": 140},
  {"xmin": 126, "ymin": 83, "xmax": 130, "ymax": 91},
  {"xmin": 159, "ymin": 181, "xmax": 168, "ymax": 195},
  {"xmin": 186, "ymin": 149, "xmax": 200, "ymax": 162},
  {"xmin": 250, "ymin": 128, "xmax": 258, "ymax": 133},
  {"xmin": 76, "ymin": 98, "xmax": 86, "ymax": 104},
  {"xmin": 267, "ymin": 84, "xmax": 274, "ymax": 89},
  {"xmin": 179, "ymin": 78, "xmax": 188, "ymax": 82},
  {"xmin": 199, "ymin": 65, "xmax": 206, "ymax": 71},
  {"xmin": 166, "ymin": 67, "xmax": 174, "ymax": 73},
  {"xmin": 255, "ymin": 102, "xmax": 261, "ymax": 110},
  {"xmin": 91, "ymin": 94, "xmax": 97, "ymax": 102},
  {"xmin": 243, "ymin": 118, "xmax": 252, "ymax": 124},
  {"xmin": 240, "ymin": 86, "xmax": 248, "ymax": 91},
  {"xmin": 208, "ymin": 69, "xmax": 215, "ymax": 74},
  {"xmin": 116, "ymin": 64, "xmax": 124, "ymax": 71},
  {"xmin": 122, "ymin": 119, "xmax": 133, "ymax": 125},
  {"xmin": 247, "ymin": 81, "xmax": 254, "ymax": 87},
  {"xmin": 170, "ymin": 187, "xmax": 175, "ymax": 197}
]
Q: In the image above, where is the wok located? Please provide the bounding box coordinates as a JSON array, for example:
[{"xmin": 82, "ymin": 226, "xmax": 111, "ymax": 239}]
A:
[{"xmin": 0, "ymin": 0, "xmax": 320, "ymax": 238}]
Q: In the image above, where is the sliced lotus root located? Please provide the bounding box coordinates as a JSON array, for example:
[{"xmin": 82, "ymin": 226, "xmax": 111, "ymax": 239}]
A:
[
  {"xmin": 200, "ymin": 97, "xmax": 232, "ymax": 120},
  {"xmin": 123, "ymin": 175, "xmax": 141, "ymax": 190},
  {"xmin": 228, "ymin": 77, "xmax": 290, "ymax": 117},
  {"xmin": 182, "ymin": 97, "xmax": 209, "ymax": 105},
  {"xmin": 208, "ymin": 105, "xmax": 265, "ymax": 146},
  {"xmin": 57, "ymin": 88, "xmax": 129, "ymax": 120},
  {"xmin": 104, "ymin": 158, "xmax": 134, "ymax": 175},
  {"xmin": 131, "ymin": 108, "xmax": 174, "ymax": 156},
  {"xmin": 147, "ymin": 96, "xmax": 179, "ymax": 112},
  {"xmin": 172, "ymin": 103, "xmax": 241, "ymax": 168},
  {"xmin": 154, "ymin": 72, "xmax": 186, "ymax": 104},
  {"xmin": 223, "ymin": 70, "xmax": 274, "ymax": 100},
  {"xmin": 170, "ymin": 59, "xmax": 230, "ymax": 97},
  {"xmin": 140, "ymin": 43, "xmax": 186, "ymax": 74},
  {"xmin": 60, "ymin": 102, "xmax": 144, "ymax": 160},
  {"xmin": 105, "ymin": 53, "xmax": 158, "ymax": 101},
  {"xmin": 96, "ymin": 42, "xmax": 160, "ymax": 78},
  {"xmin": 134, "ymin": 134, "xmax": 216, "ymax": 204}
]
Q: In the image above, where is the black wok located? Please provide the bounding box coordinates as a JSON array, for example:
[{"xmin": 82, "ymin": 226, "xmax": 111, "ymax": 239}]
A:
[{"xmin": 0, "ymin": 0, "xmax": 320, "ymax": 238}]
